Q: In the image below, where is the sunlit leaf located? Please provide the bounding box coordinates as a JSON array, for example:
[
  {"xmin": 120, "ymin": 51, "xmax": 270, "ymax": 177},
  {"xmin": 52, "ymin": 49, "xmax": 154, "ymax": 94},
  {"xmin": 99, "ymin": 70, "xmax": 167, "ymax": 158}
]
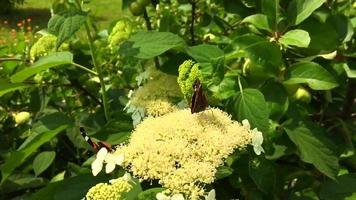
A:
[{"xmin": 10, "ymin": 52, "xmax": 73, "ymax": 83}]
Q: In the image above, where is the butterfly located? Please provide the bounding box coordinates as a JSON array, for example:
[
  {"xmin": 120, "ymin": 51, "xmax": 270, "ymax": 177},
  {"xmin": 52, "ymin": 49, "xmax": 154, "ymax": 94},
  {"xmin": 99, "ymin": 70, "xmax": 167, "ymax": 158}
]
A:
[
  {"xmin": 191, "ymin": 79, "xmax": 208, "ymax": 114},
  {"xmin": 80, "ymin": 127, "xmax": 112, "ymax": 152}
]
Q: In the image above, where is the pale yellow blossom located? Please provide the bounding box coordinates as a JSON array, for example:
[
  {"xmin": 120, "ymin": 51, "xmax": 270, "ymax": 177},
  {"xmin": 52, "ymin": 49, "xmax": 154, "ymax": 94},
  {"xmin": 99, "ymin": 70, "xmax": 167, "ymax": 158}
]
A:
[
  {"xmin": 86, "ymin": 173, "xmax": 133, "ymax": 200},
  {"xmin": 114, "ymin": 108, "xmax": 257, "ymax": 199}
]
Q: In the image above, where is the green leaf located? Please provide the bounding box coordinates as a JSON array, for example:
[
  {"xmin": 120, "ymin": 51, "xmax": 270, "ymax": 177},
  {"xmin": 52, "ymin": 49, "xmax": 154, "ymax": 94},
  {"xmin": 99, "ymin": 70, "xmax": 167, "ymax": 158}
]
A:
[
  {"xmin": 228, "ymin": 89, "xmax": 269, "ymax": 133},
  {"xmin": 284, "ymin": 62, "xmax": 339, "ymax": 90},
  {"xmin": 279, "ymin": 29, "xmax": 310, "ymax": 47},
  {"xmin": 48, "ymin": 13, "xmax": 87, "ymax": 49},
  {"xmin": 215, "ymin": 166, "xmax": 233, "ymax": 180},
  {"xmin": 33, "ymin": 151, "xmax": 56, "ymax": 176},
  {"xmin": 210, "ymin": 71, "xmax": 239, "ymax": 100},
  {"xmin": 283, "ymin": 120, "xmax": 339, "ymax": 179},
  {"xmin": 1, "ymin": 112, "xmax": 72, "ymax": 184},
  {"xmin": 2, "ymin": 174, "xmax": 45, "ymax": 193},
  {"xmin": 249, "ymin": 158, "xmax": 276, "ymax": 193},
  {"xmin": 300, "ymin": 18, "xmax": 338, "ymax": 53},
  {"xmin": 10, "ymin": 52, "xmax": 73, "ymax": 83},
  {"xmin": 119, "ymin": 31, "xmax": 186, "ymax": 59},
  {"xmin": 260, "ymin": 81, "xmax": 289, "ymax": 121},
  {"xmin": 0, "ymin": 78, "xmax": 31, "ymax": 97},
  {"xmin": 137, "ymin": 188, "xmax": 165, "ymax": 200},
  {"xmin": 261, "ymin": 0, "xmax": 280, "ymax": 31},
  {"xmin": 288, "ymin": 0, "xmax": 326, "ymax": 25},
  {"xmin": 319, "ymin": 174, "xmax": 356, "ymax": 200},
  {"xmin": 186, "ymin": 44, "xmax": 224, "ymax": 63},
  {"xmin": 327, "ymin": 14, "xmax": 354, "ymax": 43},
  {"xmin": 29, "ymin": 174, "xmax": 110, "ymax": 200},
  {"xmin": 343, "ymin": 64, "xmax": 356, "ymax": 79},
  {"xmin": 233, "ymin": 35, "xmax": 282, "ymax": 68},
  {"xmin": 242, "ymin": 14, "xmax": 271, "ymax": 32}
]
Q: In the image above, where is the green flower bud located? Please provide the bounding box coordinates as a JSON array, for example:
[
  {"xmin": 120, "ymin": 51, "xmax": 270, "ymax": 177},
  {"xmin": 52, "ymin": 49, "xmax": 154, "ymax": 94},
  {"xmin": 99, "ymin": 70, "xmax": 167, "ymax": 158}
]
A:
[
  {"xmin": 30, "ymin": 34, "xmax": 68, "ymax": 61},
  {"xmin": 177, "ymin": 60, "xmax": 203, "ymax": 100},
  {"xmin": 108, "ymin": 20, "xmax": 133, "ymax": 49}
]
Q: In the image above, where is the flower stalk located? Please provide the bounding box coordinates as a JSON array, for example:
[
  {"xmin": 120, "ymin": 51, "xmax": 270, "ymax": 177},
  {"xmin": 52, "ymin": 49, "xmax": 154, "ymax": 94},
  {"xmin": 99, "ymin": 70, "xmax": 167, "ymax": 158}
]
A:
[{"xmin": 74, "ymin": 0, "xmax": 110, "ymax": 122}]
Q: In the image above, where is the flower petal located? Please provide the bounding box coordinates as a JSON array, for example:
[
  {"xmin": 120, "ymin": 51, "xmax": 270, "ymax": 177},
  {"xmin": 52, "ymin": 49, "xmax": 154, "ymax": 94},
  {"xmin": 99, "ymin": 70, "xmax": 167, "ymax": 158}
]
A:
[
  {"xmin": 96, "ymin": 148, "xmax": 108, "ymax": 161},
  {"xmin": 91, "ymin": 158, "xmax": 103, "ymax": 176},
  {"xmin": 242, "ymin": 119, "xmax": 250, "ymax": 129},
  {"xmin": 105, "ymin": 162, "xmax": 116, "ymax": 173},
  {"xmin": 115, "ymin": 153, "xmax": 125, "ymax": 165},
  {"xmin": 156, "ymin": 192, "xmax": 170, "ymax": 200},
  {"xmin": 205, "ymin": 189, "xmax": 216, "ymax": 200},
  {"xmin": 172, "ymin": 193, "xmax": 185, "ymax": 200}
]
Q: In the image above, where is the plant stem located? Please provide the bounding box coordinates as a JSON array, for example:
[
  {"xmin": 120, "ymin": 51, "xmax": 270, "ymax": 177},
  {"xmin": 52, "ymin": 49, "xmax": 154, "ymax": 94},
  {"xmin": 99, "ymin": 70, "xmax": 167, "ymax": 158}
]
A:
[
  {"xmin": 190, "ymin": 0, "xmax": 196, "ymax": 45},
  {"xmin": 72, "ymin": 62, "xmax": 98, "ymax": 76},
  {"xmin": 143, "ymin": 7, "xmax": 160, "ymax": 68},
  {"xmin": 143, "ymin": 8, "xmax": 152, "ymax": 30},
  {"xmin": 0, "ymin": 57, "xmax": 23, "ymax": 62},
  {"xmin": 75, "ymin": 0, "xmax": 110, "ymax": 122},
  {"xmin": 237, "ymin": 76, "xmax": 243, "ymax": 94}
]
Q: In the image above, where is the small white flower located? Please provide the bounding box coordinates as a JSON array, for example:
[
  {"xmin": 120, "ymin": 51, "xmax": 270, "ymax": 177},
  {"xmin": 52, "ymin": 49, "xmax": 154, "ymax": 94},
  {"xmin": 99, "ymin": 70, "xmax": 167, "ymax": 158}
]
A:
[
  {"xmin": 171, "ymin": 194, "xmax": 185, "ymax": 200},
  {"xmin": 156, "ymin": 192, "xmax": 171, "ymax": 200},
  {"xmin": 252, "ymin": 128, "xmax": 264, "ymax": 155},
  {"xmin": 205, "ymin": 189, "xmax": 216, "ymax": 200},
  {"xmin": 91, "ymin": 148, "xmax": 108, "ymax": 176},
  {"xmin": 242, "ymin": 119, "xmax": 250, "ymax": 129}
]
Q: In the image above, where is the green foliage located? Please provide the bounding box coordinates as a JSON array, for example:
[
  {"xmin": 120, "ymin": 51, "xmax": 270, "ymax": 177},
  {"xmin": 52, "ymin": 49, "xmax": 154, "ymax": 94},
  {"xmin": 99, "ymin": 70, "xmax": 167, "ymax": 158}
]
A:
[{"xmin": 1, "ymin": 0, "xmax": 356, "ymax": 199}]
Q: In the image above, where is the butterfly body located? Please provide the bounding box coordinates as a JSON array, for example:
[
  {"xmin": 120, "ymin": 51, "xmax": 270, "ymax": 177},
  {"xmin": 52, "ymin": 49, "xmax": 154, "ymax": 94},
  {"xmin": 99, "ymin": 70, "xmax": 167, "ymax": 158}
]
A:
[
  {"xmin": 80, "ymin": 127, "xmax": 112, "ymax": 152},
  {"xmin": 191, "ymin": 79, "xmax": 208, "ymax": 114}
]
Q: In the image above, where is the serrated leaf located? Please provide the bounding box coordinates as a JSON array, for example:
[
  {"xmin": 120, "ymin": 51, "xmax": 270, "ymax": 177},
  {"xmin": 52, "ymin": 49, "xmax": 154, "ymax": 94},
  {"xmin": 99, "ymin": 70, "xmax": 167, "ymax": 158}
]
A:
[
  {"xmin": 11, "ymin": 52, "xmax": 73, "ymax": 83},
  {"xmin": 319, "ymin": 174, "xmax": 356, "ymax": 200},
  {"xmin": 228, "ymin": 89, "xmax": 269, "ymax": 133},
  {"xmin": 242, "ymin": 14, "xmax": 271, "ymax": 32},
  {"xmin": 249, "ymin": 158, "xmax": 276, "ymax": 193},
  {"xmin": 48, "ymin": 13, "xmax": 87, "ymax": 49},
  {"xmin": 0, "ymin": 78, "xmax": 31, "ymax": 97},
  {"xmin": 279, "ymin": 29, "xmax": 310, "ymax": 47},
  {"xmin": 283, "ymin": 120, "xmax": 339, "ymax": 179},
  {"xmin": 119, "ymin": 31, "xmax": 186, "ymax": 59},
  {"xmin": 261, "ymin": 0, "xmax": 279, "ymax": 31},
  {"xmin": 284, "ymin": 62, "xmax": 339, "ymax": 90},
  {"xmin": 33, "ymin": 151, "xmax": 56, "ymax": 176},
  {"xmin": 288, "ymin": 0, "xmax": 326, "ymax": 25}
]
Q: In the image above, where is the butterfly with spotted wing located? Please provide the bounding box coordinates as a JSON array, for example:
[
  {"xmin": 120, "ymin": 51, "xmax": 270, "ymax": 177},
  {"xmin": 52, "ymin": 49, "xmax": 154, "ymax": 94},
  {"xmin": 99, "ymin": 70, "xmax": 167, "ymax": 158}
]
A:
[{"xmin": 79, "ymin": 127, "xmax": 112, "ymax": 152}]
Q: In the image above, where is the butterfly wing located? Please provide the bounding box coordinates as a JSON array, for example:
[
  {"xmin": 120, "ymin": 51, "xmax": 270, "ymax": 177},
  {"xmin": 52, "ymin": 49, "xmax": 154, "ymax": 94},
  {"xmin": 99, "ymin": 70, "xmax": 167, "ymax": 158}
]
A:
[{"xmin": 191, "ymin": 79, "xmax": 208, "ymax": 113}]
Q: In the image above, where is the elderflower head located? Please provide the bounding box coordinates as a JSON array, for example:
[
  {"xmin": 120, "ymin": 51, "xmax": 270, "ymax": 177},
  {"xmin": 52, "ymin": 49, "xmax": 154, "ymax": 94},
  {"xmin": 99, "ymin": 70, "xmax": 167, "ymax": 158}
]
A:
[
  {"xmin": 91, "ymin": 148, "xmax": 124, "ymax": 176},
  {"xmin": 86, "ymin": 173, "xmax": 133, "ymax": 200},
  {"xmin": 146, "ymin": 100, "xmax": 178, "ymax": 117},
  {"xmin": 113, "ymin": 108, "xmax": 259, "ymax": 199},
  {"xmin": 130, "ymin": 71, "xmax": 182, "ymax": 108}
]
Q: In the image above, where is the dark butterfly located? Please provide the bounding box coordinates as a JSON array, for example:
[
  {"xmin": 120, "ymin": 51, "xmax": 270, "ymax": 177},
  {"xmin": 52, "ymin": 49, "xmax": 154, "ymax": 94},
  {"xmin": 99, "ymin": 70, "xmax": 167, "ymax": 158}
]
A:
[
  {"xmin": 80, "ymin": 127, "xmax": 112, "ymax": 152},
  {"xmin": 191, "ymin": 79, "xmax": 208, "ymax": 114}
]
